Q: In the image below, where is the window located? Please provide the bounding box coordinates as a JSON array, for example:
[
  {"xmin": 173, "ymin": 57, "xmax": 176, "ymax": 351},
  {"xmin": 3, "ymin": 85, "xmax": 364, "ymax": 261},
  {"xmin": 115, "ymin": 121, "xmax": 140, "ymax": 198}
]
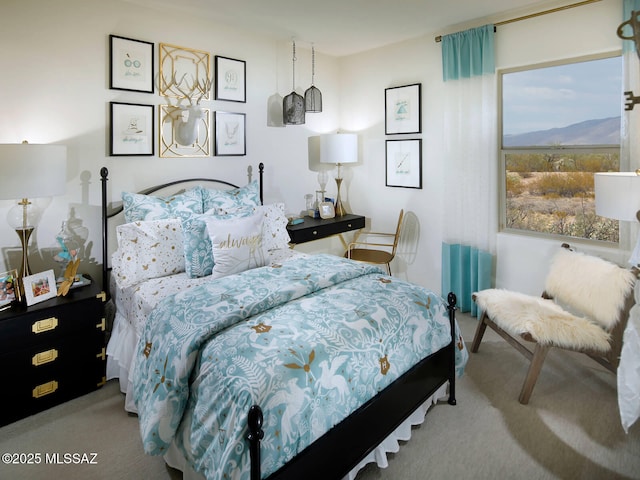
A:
[{"xmin": 500, "ymin": 55, "xmax": 622, "ymax": 243}]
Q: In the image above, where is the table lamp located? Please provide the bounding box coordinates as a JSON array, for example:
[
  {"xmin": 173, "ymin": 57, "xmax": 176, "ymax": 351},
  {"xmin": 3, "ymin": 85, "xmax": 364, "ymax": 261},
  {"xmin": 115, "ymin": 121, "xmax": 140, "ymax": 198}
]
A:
[
  {"xmin": 594, "ymin": 171, "xmax": 640, "ymax": 265},
  {"xmin": 0, "ymin": 142, "xmax": 67, "ymax": 293},
  {"xmin": 320, "ymin": 133, "xmax": 358, "ymax": 216}
]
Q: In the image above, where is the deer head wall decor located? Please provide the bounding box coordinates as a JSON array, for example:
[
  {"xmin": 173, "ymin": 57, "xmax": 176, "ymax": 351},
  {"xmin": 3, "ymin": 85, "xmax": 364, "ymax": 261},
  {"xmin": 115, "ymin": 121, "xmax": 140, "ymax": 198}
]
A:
[{"xmin": 162, "ymin": 72, "xmax": 212, "ymax": 147}]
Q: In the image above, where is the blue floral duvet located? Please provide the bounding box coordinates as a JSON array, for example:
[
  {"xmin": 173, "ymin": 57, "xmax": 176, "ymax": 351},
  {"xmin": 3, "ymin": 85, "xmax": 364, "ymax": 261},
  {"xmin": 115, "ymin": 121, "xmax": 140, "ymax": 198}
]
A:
[{"xmin": 133, "ymin": 254, "xmax": 468, "ymax": 479}]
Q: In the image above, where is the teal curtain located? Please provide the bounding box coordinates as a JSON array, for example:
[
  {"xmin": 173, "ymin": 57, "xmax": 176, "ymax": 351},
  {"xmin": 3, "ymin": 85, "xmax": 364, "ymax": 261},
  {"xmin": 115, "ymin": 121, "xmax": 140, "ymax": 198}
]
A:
[
  {"xmin": 441, "ymin": 24, "xmax": 495, "ymax": 81},
  {"xmin": 442, "ymin": 243, "xmax": 493, "ymax": 317},
  {"xmin": 623, "ymin": 0, "xmax": 640, "ymax": 55}
]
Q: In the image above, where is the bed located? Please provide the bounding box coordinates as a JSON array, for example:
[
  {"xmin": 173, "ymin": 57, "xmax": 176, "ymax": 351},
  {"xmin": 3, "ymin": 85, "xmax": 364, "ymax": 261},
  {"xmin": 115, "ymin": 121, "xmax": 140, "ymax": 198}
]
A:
[{"xmin": 101, "ymin": 163, "xmax": 469, "ymax": 480}]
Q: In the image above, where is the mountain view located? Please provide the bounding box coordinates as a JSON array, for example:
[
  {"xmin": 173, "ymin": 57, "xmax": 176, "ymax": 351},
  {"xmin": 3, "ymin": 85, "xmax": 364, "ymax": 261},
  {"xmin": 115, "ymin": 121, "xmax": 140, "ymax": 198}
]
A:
[{"xmin": 503, "ymin": 116, "xmax": 621, "ymax": 147}]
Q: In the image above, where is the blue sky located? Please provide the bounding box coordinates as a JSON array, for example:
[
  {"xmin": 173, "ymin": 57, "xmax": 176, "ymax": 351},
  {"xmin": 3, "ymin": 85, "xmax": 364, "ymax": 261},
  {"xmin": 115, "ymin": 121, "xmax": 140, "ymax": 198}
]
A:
[{"xmin": 502, "ymin": 56, "xmax": 622, "ymax": 136}]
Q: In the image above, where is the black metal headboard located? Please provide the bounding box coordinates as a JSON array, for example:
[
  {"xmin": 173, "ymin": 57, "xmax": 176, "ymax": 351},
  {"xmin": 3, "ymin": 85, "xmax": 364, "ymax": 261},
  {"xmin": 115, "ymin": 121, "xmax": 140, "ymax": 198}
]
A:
[{"xmin": 100, "ymin": 162, "xmax": 265, "ymax": 292}]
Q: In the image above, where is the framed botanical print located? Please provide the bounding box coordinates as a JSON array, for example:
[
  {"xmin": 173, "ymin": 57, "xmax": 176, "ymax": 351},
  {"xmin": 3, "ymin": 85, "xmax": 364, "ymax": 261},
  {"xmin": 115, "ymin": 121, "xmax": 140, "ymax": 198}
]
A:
[
  {"xmin": 110, "ymin": 102, "xmax": 154, "ymax": 156},
  {"xmin": 385, "ymin": 83, "xmax": 422, "ymax": 135},
  {"xmin": 215, "ymin": 111, "xmax": 246, "ymax": 156},
  {"xmin": 109, "ymin": 35, "xmax": 154, "ymax": 93},
  {"xmin": 385, "ymin": 139, "xmax": 422, "ymax": 189},
  {"xmin": 215, "ymin": 56, "xmax": 246, "ymax": 102}
]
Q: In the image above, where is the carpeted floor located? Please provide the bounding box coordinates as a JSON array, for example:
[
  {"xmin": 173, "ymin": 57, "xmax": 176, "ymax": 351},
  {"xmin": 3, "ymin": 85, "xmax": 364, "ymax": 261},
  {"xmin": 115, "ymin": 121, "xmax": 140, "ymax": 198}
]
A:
[{"xmin": 1, "ymin": 313, "xmax": 638, "ymax": 479}]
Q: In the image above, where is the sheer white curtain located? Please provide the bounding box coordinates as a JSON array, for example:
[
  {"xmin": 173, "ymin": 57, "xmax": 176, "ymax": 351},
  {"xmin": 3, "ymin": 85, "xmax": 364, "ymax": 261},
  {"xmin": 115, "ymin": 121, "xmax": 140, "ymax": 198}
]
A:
[
  {"xmin": 440, "ymin": 25, "xmax": 497, "ymax": 315},
  {"xmin": 442, "ymin": 74, "xmax": 498, "ymax": 253}
]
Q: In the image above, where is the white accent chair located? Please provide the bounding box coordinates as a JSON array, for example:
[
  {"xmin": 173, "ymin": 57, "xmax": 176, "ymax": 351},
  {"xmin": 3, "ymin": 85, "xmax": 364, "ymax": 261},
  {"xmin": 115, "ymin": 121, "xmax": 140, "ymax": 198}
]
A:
[{"xmin": 471, "ymin": 244, "xmax": 637, "ymax": 404}]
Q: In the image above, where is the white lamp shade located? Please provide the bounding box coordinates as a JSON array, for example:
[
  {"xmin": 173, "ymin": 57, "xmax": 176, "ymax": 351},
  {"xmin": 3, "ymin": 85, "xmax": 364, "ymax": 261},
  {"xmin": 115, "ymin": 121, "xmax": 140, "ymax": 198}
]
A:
[
  {"xmin": 594, "ymin": 172, "xmax": 640, "ymax": 222},
  {"xmin": 0, "ymin": 144, "xmax": 67, "ymax": 200},
  {"xmin": 320, "ymin": 134, "xmax": 358, "ymax": 165}
]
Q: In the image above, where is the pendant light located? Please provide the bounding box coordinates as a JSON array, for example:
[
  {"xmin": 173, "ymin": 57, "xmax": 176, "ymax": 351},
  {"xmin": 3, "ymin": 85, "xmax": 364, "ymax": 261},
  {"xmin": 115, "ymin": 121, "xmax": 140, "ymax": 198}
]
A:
[
  {"xmin": 283, "ymin": 40, "xmax": 305, "ymax": 125},
  {"xmin": 305, "ymin": 44, "xmax": 322, "ymax": 113}
]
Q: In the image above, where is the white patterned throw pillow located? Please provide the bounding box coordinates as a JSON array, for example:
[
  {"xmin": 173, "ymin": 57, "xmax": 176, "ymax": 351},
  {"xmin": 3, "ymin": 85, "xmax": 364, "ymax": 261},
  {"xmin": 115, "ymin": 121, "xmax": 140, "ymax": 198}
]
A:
[
  {"xmin": 113, "ymin": 219, "xmax": 185, "ymax": 287},
  {"xmin": 204, "ymin": 212, "xmax": 267, "ymax": 279}
]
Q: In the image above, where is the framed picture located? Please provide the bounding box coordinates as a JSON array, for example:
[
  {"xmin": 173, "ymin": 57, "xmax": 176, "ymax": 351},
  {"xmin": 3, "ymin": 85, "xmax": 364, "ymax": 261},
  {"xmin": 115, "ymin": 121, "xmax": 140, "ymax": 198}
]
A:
[
  {"xmin": 0, "ymin": 269, "xmax": 20, "ymax": 309},
  {"xmin": 215, "ymin": 111, "xmax": 246, "ymax": 156},
  {"xmin": 385, "ymin": 139, "xmax": 422, "ymax": 189},
  {"xmin": 23, "ymin": 270, "xmax": 57, "ymax": 306},
  {"xmin": 109, "ymin": 35, "xmax": 154, "ymax": 93},
  {"xmin": 319, "ymin": 202, "xmax": 335, "ymax": 219},
  {"xmin": 110, "ymin": 102, "xmax": 154, "ymax": 156},
  {"xmin": 215, "ymin": 56, "xmax": 246, "ymax": 103},
  {"xmin": 385, "ymin": 83, "xmax": 422, "ymax": 135}
]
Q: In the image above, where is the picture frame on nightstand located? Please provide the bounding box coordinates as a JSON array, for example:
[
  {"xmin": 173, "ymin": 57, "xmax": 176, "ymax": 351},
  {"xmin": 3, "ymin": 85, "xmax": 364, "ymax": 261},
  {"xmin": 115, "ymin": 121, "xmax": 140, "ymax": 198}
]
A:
[
  {"xmin": 23, "ymin": 269, "xmax": 57, "ymax": 306},
  {"xmin": 0, "ymin": 269, "xmax": 20, "ymax": 310}
]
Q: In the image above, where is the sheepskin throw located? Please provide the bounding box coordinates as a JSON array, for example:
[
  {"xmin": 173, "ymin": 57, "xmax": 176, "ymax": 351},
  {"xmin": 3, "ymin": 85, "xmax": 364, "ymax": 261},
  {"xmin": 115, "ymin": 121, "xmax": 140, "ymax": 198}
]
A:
[
  {"xmin": 473, "ymin": 249, "xmax": 636, "ymax": 352},
  {"xmin": 544, "ymin": 248, "xmax": 636, "ymax": 329},
  {"xmin": 474, "ymin": 289, "xmax": 612, "ymax": 351}
]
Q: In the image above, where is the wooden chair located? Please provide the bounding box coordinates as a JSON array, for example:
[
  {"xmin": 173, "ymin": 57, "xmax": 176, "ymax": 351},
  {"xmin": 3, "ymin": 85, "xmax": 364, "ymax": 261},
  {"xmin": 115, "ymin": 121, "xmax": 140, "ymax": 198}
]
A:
[
  {"xmin": 345, "ymin": 209, "xmax": 404, "ymax": 275},
  {"xmin": 471, "ymin": 244, "xmax": 637, "ymax": 404}
]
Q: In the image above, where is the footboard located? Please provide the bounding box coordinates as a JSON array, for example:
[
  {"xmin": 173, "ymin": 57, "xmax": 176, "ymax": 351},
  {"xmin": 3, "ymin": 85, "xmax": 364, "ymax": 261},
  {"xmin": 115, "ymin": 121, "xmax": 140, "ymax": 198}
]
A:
[{"xmin": 247, "ymin": 293, "xmax": 458, "ymax": 480}]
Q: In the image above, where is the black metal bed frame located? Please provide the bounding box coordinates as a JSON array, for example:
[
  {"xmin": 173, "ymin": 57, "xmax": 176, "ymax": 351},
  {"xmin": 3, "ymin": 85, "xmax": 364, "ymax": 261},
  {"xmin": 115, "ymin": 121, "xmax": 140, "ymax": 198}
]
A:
[{"xmin": 99, "ymin": 163, "xmax": 457, "ymax": 480}]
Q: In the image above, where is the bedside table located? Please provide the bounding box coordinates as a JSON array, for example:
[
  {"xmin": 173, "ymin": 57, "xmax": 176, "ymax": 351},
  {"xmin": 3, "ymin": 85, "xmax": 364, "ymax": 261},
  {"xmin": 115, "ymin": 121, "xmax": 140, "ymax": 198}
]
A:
[
  {"xmin": 0, "ymin": 277, "xmax": 106, "ymax": 426},
  {"xmin": 287, "ymin": 214, "xmax": 365, "ymax": 246}
]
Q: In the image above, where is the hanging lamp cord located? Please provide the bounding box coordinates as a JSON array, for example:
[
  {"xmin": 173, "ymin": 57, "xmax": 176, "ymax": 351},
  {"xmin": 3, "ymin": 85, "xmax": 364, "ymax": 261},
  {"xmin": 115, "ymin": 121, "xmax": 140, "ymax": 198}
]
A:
[
  {"xmin": 291, "ymin": 40, "xmax": 297, "ymax": 90},
  {"xmin": 311, "ymin": 44, "xmax": 315, "ymax": 86}
]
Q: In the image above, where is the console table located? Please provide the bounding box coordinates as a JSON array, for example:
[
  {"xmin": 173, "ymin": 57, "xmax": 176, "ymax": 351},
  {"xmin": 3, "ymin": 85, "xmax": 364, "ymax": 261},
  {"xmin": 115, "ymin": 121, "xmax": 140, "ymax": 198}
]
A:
[{"xmin": 287, "ymin": 214, "xmax": 365, "ymax": 247}]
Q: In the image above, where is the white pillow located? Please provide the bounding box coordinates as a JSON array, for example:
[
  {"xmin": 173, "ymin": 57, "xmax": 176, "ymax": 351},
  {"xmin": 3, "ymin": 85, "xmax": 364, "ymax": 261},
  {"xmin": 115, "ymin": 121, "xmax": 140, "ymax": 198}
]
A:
[
  {"xmin": 113, "ymin": 219, "xmax": 185, "ymax": 287},
  {"xmin": 213, "ymin": 203, "xmax": 290, "ymax": 251},
  {"xmin": 204, "ymin": 213, "xmax": 267, "ymax": 279}
]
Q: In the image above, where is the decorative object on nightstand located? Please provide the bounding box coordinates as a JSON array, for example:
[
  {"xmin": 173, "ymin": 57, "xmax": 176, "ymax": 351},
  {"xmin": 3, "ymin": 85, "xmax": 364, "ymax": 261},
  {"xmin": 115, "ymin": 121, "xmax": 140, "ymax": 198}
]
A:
[
  {"xmin": 304, "ymin": 44, "xmax": 322, "ymax": 113},
  {"xmin": 320, "ymin": 133, "xmax": 358, "ymax": 216},
  {"xmin": 0, "ymin": 142, "xmax": 67, "ymax": 295},
  {"xmin": 283, "ymin": 40, "xmax": 305, "ymax": 125},
  {"xmin": 594, "ymin": 171, "xmax": 640, "ymax": 265}
]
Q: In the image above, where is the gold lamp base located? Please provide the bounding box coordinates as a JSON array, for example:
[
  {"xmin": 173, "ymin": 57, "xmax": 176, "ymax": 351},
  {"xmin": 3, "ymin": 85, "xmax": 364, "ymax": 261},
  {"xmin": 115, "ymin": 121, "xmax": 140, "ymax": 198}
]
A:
[
  {"xmin": 334, "ymin": 177, "xmax": 347, "ymax": 217},
  {"xmin": 15, "ymin": 226, "xmax": 33, "ymax": 298}
]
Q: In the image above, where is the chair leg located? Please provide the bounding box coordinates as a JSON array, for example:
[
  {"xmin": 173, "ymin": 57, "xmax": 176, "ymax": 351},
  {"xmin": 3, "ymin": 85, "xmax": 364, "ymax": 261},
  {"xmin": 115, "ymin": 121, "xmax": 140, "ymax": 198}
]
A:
[
  {"xmin": 386, "ymin": 263, "xmax": 391, "ymax": 275},
  {"xmin": 518, "ymin": 343, "xmax": 550, "ymax": 405},
  {"xmin": 470, "ymin": 311, "xmax": 488, "ymax": 353}
]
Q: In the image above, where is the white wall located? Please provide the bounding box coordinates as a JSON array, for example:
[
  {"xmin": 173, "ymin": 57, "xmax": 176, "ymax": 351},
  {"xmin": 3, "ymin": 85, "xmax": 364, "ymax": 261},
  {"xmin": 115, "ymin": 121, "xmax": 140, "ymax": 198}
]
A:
[
  {"xmin": 0, "ymin": 0, "xmax": 341, "ymax": 285},
  {"xmin": 338, "ymin": 0, "xmax": 625, "ymax": 294},
  {"xmin": 0, "ymin": 0, "xmax": 627, "ymax": 296}
]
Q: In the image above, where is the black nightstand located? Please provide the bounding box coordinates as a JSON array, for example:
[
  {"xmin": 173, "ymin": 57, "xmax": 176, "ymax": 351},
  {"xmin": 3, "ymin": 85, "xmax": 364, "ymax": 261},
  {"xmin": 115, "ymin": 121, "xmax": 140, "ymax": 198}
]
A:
[
  {"xmin": 0, "ymin": 277, "xmax": 106, "ymax": 426},
  {"xmin": 287, "ymin": 214, "xmax": 365, "ymax": 246}
]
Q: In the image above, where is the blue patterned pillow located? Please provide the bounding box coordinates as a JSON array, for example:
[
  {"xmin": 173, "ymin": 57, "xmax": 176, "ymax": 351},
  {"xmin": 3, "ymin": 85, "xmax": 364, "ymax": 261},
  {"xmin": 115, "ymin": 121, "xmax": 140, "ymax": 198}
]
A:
[
  {"xmin": 122, "ymin": 187, "xmax": 204, "ymax": 223},
  {"xmin": 202, "ymin": 180, "xmax": 260, "ymax": 212}
]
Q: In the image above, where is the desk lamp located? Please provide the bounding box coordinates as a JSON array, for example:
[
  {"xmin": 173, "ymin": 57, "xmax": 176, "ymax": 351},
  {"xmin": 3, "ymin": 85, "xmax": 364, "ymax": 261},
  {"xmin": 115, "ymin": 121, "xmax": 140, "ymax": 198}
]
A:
[
  {"xmin": 320, "ymin": 133, "xmax": 358, "ymax": 216},
  {"xmin": 594, "ymin": 171, "xmax": 640, "ymax": 264},
  {"xmin": 0, "ymin": 142, "xmax": 67, "ymax": 293}
]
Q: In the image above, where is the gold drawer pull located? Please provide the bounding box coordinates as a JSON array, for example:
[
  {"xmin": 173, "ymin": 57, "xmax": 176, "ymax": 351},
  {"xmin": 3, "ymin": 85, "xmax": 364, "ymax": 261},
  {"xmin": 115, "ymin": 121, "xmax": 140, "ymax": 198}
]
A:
[
  {"xmin": 32, "ymin": 380, "xmax": 58, "ymax": 399},
  {"xmin": 347, "ymin": 223, "xmax": 352, "ymax": 227},
  {"xmin": 312, "ymin": 230, "xmax": 318, "ymax": 235},
  {"xmin": 96, "ymin": 291, "xmax": 106, "ymax": 302},
  {"xmin": 32, "ymin": 317, "xmax": 58, "ymax": 334},
  {"xmin": 32, "ymin": 349, "xmax": 58, "ymax": 367},
  {"xmin": 96, "ymin": 318, "xmax": 106, "ymax": 331},
  {"xmin": 97, "ymin": 376, "xmax": 106, "ymax": 388},
  {"xmin": 96, "ymin": 347, "xmax": 106, "ymax": 361}
]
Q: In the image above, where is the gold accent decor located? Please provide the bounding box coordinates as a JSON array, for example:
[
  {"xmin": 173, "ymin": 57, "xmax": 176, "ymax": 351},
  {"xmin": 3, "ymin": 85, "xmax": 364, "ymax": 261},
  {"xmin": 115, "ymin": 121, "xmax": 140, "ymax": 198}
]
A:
[
  {"xmin": 96, "ymin": 347, "xmax": 106, "ymax": 361},
  {"xmin": 32, "ymin": 380, "xmax": 58, "ymax": 399},
  {"xmin": 96, "ymin": 291, "xmax": 106, "ymax": 302},
  {"xmin": 159, "ymin": 43, "xmax": 211, "ymax": 99},
  {"xmin": 97, "ymin": 376, "xmax": 107, "ymax": 388},
  {"xmin": 31, "ymin": 317, "xmax": 58, "ymax": 334},
  {"xmin": 32, "ymin": 349, "xmax": 58, "ymax": 367},
  {"xmin": 96, "ymin": 318, "xmax": 106, "ymax": 332}
]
